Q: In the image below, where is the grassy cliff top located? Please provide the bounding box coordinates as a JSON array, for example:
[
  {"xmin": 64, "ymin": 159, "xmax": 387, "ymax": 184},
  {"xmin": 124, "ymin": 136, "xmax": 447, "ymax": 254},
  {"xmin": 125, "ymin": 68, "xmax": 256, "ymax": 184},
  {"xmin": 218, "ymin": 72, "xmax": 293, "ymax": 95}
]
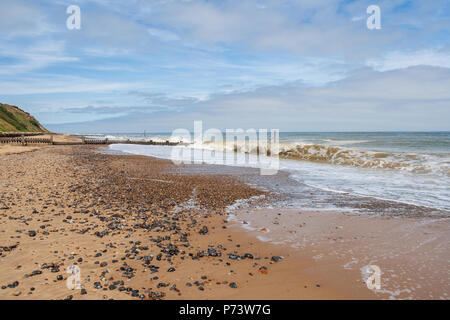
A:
[{"xmin": 0, "ymin": 103, "xmax": 49, "ymax": 133}]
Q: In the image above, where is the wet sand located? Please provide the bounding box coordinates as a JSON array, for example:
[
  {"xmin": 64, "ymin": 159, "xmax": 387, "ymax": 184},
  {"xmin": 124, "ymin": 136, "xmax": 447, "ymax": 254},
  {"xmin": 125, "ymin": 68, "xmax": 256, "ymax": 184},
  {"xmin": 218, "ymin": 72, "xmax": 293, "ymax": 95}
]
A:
[
  {"xmin": 0, "ymin": 145, "xmax": 447, "ymax": 300},
  {"xmin": 230, "ymin": 208, "xmax": 449, "ymax": 299}
]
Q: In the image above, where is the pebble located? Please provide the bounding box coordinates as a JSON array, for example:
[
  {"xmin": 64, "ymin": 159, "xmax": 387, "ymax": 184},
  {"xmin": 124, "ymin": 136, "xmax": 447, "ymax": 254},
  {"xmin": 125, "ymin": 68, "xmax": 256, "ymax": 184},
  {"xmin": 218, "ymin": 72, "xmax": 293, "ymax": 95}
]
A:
[
  {"xmin": 271, "ymin": 256, "xmax": 283, "ymax": 262},
  {"xmin": 199, "ymin": 226, "xmax": 209, "ymax": 235}
]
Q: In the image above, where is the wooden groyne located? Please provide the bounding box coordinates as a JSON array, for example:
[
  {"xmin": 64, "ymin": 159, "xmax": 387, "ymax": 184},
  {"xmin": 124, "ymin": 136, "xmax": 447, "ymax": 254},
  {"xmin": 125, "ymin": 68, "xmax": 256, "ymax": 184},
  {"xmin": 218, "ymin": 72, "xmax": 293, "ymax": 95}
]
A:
[
  {"xmin": 0, "ymin": 132, "xmax": 45, "ymax": 138},
  {"xmin": 0, "ymin": 136, "xmax": 51, "ymax": 145},
  {"xmin": 77, "ymin": 137, "xmax": 180, "ymax": 146},
  {"xmin": 0, "ymin": 135, "xmax": 180, "ymax": 146}
]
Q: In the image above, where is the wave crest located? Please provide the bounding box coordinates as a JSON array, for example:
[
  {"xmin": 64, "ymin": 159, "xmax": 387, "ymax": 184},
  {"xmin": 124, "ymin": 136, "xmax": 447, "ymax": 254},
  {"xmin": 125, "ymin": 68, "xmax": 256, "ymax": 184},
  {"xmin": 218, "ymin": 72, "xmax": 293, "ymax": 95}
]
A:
[{"xmin": 202, "ymin": 141, "xmax": 449, "ymax": 176}]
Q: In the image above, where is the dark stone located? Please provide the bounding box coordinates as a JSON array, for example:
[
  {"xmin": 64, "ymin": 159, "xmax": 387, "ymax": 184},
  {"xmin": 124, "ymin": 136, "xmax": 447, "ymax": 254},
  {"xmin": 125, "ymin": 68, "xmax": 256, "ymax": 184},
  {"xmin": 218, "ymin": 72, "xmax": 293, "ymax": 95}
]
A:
[
  {"xmin": 243, "ymin": 253, "xmax": 254, "ymax": 259},
  {"xmin": 199, "ymin": 226, "xmax": 208, "ymax": 235},
  {"xmin": 208, "ymin": 248, "xmax": 218, "ymax": 256},
  {"xmin": 271, "ymin": 256, "xmax": 283, "ymax": 262}
]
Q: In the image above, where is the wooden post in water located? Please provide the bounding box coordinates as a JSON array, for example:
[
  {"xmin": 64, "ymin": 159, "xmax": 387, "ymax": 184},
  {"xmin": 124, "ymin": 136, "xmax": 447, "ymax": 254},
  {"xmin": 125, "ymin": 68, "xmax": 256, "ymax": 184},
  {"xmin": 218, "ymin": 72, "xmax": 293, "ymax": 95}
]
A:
[
  {"xmin": 21, "ymin": 134, "xmax": 26, "ymax": 146},
  {"xmin": 81, "ymin": 136, "xmax": 85, "ymax": 144},
  {"xmin": 50, "ymin": 135, "xmax": 54, "ymax": 145}
]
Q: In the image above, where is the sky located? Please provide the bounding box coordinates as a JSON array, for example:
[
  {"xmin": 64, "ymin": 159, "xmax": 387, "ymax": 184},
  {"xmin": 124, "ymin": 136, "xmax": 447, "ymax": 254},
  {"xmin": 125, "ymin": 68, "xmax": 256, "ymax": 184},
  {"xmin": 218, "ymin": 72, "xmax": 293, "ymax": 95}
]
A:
[{"xmin": 0, "ymin": 0, "xmax": 449, "ymax": 133}]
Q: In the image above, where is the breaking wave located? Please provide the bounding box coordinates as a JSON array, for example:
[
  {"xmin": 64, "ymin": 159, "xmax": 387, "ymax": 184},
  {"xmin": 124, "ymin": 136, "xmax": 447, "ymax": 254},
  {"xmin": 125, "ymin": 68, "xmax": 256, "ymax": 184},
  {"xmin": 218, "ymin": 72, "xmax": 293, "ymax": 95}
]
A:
[{"xmin": 201, "ymin": 141, "xmax": 449, "ymax": 177}]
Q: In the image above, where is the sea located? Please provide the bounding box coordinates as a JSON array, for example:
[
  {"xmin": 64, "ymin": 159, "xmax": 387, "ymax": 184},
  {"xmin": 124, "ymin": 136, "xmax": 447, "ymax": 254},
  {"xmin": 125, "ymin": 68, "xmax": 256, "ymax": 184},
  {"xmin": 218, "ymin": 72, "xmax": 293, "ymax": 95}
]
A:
[{"xmin": 86, "ymin": 132, "xmax": 449, "ymax": 215}]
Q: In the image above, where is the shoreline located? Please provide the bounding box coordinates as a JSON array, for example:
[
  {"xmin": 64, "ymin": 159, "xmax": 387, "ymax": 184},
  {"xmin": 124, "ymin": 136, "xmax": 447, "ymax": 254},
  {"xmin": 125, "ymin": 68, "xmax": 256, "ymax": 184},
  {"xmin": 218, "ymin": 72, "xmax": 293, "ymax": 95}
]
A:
[{"xmin": 0, "ymin": 145, "xmax": 448, "ymax": 299}]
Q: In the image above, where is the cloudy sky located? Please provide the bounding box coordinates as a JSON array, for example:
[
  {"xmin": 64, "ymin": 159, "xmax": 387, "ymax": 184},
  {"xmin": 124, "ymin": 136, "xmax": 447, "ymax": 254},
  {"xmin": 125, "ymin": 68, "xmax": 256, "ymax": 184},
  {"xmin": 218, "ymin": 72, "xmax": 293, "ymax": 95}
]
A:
[{"xmin": 0, "ymin": 0, "xmax": 449, "ymax": 132}]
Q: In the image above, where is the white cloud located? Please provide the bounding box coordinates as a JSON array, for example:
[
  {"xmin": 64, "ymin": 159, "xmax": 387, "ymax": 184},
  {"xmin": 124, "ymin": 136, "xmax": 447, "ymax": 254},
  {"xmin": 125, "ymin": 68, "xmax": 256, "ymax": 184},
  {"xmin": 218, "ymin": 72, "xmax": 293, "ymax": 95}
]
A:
[
  {"xmin": 147, "ymin": 27, "xmax": 180, "ymax": 42},
  {"xmin": 0, "ymin": 75, "xmax": 142, "ymax": 95},
  {"xmin": 351, "ymin": 16, "xmax": 365, "ymax": 22},
  {"xmin": 0, "ymin": 40, "xmax": 78, "ymax": 75},
  {"xmin": 49, "ymin": 66, "xmax": 450, "ymax": 131},
  {"xmin": 367, "ymin": 50, "xmax": 450, "ymax": 71},
  {"xmin": 0, "ymin": 0, "xmax": 54, "ymax": 37}
]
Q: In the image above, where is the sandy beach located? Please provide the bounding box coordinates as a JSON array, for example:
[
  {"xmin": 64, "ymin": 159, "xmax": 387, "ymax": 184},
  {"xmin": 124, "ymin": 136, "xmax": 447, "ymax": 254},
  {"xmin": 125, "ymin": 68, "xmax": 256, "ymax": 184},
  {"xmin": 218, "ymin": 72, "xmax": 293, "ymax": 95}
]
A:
[
  {"xmin": 0, "ymin": 144, "xmax": 448, "ymax": 300},
  {"xmin": 0, "ymin": 134, "xmax": 80, "ymax": 156}
]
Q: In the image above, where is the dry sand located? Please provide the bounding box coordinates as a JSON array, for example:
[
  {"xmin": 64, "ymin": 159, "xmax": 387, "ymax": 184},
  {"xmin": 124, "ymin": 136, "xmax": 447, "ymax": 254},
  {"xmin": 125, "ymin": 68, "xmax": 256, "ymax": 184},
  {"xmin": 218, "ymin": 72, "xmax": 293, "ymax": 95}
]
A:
[
  {"xmin": 0, "ymin": 134, "xmax": 80, "ymax": 156},
  {"xmin": 0, "ymin": 145, "xmax": 41, "ymax": 156}
]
